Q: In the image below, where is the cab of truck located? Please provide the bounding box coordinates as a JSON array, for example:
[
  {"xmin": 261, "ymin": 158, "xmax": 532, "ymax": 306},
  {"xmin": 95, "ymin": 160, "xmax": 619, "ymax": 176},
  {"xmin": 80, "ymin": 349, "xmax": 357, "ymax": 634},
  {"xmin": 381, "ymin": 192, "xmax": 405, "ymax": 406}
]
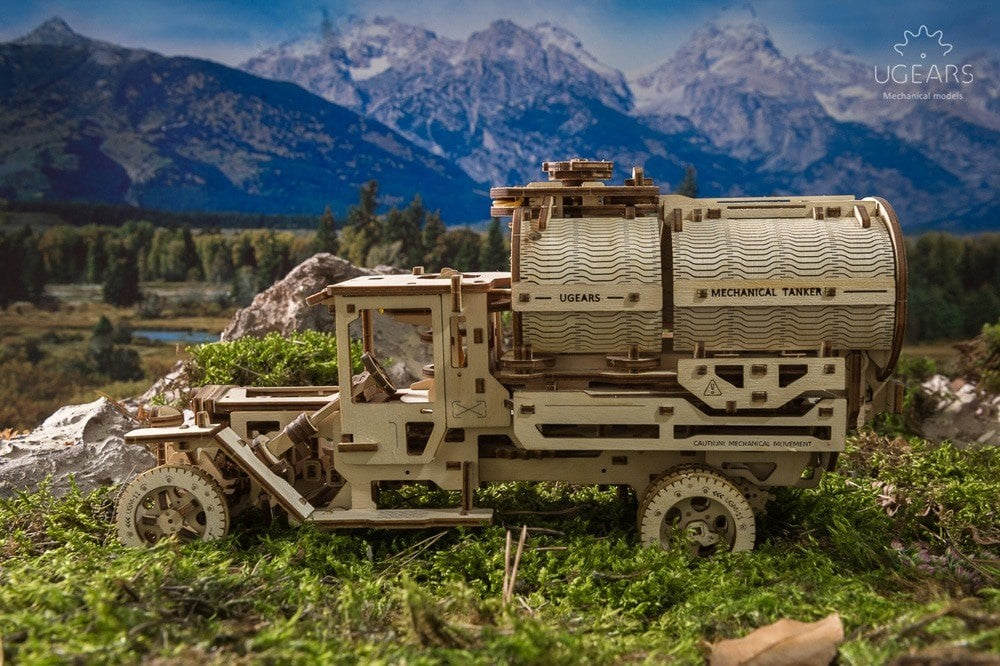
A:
[{"xmin": 306, "ymin": 269, "xmax": 512, "ymax": 510}]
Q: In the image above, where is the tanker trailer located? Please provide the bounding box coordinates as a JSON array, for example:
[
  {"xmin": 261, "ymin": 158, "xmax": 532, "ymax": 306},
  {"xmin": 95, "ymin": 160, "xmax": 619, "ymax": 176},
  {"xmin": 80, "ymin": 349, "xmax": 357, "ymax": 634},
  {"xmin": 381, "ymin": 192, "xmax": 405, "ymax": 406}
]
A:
[
  {"xmin": 482, "ymin": 159, "xmax": 907, "ymax": 553},
  {"xmin": 115, "ymin": 159, "xmax": 906, "ymax": 556}
]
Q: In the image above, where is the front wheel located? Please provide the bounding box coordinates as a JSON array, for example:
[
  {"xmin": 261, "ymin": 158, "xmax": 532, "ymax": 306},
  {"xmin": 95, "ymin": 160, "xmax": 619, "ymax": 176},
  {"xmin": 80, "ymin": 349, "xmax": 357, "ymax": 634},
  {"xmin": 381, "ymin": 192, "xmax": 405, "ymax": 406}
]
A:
[
  {"xmin": 115, "ymin": 465, "xmax": 230, "ymax": 547},
  {"xmin": 638, "ymin": 466, "xmax": 756, "ymax": 556}
]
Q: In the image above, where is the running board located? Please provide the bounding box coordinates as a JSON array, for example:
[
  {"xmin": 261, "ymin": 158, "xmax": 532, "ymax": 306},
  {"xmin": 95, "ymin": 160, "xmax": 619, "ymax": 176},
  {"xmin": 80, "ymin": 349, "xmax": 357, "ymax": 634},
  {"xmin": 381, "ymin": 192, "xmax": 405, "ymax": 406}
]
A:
[
  {"xmin": 214, "ymin": 427, "xmax": 315, "ymax": 522},
  {"xmin": 310, "ymin": 508, "xmax": 493, "ymax": 528}
]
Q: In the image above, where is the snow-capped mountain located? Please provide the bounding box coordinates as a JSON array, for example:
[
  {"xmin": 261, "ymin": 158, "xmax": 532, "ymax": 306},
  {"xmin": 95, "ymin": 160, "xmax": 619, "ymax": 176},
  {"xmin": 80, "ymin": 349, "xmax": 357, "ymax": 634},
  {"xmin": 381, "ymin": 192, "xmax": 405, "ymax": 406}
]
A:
[
  {"xmin": 2, "ymin": 11, "xmax": 995, "ymax": 230},
  {"xmin": 632, "ymin": 10, "xmax": 829, "ymax": 172},
  {"xmin": 244, "ymin": 18, "xmax": 643, "ymax": 185},
  {"xmin": 239, "ymin": 12, "xmax": 998, "ymax": 229},
  {"xmin": 243, "ymin": 16, "xmax": 464, "ymax": 110},
  {"xmin": 240, "ymin": 9, "xmax": 998, "ymax": 229},
  {"xmin": 531, "ymin": 21, "xmax": 631, "ymax": 106},
  {"xmin": 631, "ymin": 8, "xmax": 998, "ymax": 226}
]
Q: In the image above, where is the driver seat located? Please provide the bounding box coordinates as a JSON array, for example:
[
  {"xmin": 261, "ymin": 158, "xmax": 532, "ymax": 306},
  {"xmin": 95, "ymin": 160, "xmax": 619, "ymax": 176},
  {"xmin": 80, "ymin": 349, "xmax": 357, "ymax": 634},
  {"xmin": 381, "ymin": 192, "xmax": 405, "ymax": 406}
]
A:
[{"xmin": 399, "ymin": 377, "xmax": 434, "ymax": 404}]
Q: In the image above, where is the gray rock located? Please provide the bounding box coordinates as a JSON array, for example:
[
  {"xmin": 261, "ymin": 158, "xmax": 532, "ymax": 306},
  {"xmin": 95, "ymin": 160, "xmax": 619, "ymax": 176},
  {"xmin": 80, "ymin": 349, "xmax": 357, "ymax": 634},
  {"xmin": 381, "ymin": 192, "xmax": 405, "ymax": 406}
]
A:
[
  {"xmin": 0, "ymin": 398, "xmax": 155, "ymax": 497},
  {"xmin": 920, "ymin": 375, "xmax": 1000, "ymax": 448},
  {"xmin": 138, "ymin": 359, "xmax": 189, "ymax": 405},
  {"xmin": 222, "ymin": 253, "xmax": 368, "ymax": 341}
]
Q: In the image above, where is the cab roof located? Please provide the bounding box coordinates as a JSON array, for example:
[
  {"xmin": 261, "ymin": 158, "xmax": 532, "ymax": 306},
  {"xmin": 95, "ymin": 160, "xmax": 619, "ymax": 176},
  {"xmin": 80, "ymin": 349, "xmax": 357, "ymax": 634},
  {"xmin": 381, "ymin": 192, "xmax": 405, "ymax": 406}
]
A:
[{"xmin": 306, "ymin": 272, "xmax": 511, "ymax": 304}]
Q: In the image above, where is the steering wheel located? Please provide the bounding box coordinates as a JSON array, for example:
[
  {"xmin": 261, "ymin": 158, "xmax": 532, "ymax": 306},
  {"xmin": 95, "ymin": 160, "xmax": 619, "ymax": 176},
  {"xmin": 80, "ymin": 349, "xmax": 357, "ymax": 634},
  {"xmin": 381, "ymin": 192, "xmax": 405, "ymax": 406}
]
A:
[{"xmin": 358, "ymin": 351, "xmax": 397, "ymax": 400}]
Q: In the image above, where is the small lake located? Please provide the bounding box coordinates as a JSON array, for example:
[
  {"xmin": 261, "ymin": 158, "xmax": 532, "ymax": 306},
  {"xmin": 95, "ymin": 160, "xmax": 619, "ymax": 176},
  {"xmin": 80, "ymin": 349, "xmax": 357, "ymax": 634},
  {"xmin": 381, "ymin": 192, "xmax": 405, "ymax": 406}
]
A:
[{"xmin": 133, "ymin": 329, "xmax": 219, "ymax": 344}]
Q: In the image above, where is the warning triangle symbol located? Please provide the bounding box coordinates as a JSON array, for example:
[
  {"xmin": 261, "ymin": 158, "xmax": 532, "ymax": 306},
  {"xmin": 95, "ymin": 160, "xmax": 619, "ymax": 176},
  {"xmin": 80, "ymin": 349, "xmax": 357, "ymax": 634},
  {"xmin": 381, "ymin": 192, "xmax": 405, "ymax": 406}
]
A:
[{"xmin": 704, "ymin": 379, "xmax": 723, "ymax": 397}]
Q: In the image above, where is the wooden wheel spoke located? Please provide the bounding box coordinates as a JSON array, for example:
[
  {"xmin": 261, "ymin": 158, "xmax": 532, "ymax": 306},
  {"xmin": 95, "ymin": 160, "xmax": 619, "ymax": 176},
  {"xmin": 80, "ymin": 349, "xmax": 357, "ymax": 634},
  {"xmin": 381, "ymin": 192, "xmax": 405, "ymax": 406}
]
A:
[
  {"xmin": 175, "ymin": 499, "xmax": 199, "ymax": 518},
  {"xmin": 116, "ymin": 466, "xmax": 230, "ymax": 548},
  {"xmin": 701, "ymin": 505, "xmax": 727, "ymax": 524},
  {"xmin": 675, "ymin": 498, "xmax": 700, "ymax": 515},
  {"xmin": 177, "ymin": 525, "xmax": 203, "ymax": 541}
]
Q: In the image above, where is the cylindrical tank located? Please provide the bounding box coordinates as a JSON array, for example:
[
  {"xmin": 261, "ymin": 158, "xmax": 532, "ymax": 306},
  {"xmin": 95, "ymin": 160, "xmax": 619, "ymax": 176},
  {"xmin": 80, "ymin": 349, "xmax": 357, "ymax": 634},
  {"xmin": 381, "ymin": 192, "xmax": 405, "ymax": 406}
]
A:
[
  {"xmin": 668, "ymin": 197, "xmax": 901, "ymax": 356},
  {"xmin": 494, "ymin": 160, "xmax": 906, "ymax": 378}
]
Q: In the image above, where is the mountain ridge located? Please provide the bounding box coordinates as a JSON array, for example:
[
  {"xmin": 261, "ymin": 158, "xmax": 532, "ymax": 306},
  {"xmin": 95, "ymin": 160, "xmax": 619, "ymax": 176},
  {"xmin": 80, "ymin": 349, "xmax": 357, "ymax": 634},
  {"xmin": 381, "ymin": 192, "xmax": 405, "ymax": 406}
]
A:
[
  {"xmin": 0, "ymin": 18, "xmax": 488, "ymax": 221},
  {"xmin": 2, "ymin": 14, "xmax": 997, "ymax": 230}
]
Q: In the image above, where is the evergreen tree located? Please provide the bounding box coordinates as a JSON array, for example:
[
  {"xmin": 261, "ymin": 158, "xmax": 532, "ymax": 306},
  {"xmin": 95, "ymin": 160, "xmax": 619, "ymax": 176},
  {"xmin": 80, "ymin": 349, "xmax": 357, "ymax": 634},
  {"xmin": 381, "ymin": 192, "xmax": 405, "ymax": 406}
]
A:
[
  {"xmin": 88, "ymin": 315, "xmax": 115, "ymax": 375},
  {"xmin": 180, "ymin": 226, "xmax": 203, "ymax": 280},
  {"xmin": 88, "ymin": 314, "xmax": 142, "ymax": 381},
  {"xmin": 366, "ymin": 207, "xmax": 406, "ymax": 266},
  {"xmin": 444, "ymin": 229, "xmax": 482, "ymax": 271},
  {"xmin": 381, "ymin": 195, "xmax": 424, "ymax": 268},
  {"xmin": 479, "ymin": 218, "xmax": 507, "ymax": 271},
  {"xmin": 85, "ymin": 231, "xmax": 108, "ymax": 283},
  {"xmin": 92, "ymin": 314, "xmax": 114, "ymax": 338},
  {"xmin": 120, "ymin": 220, "xmax": 155, "ymax": 278},
  {"xmin": 254, "ymin": 232, "xmax": 290, "ymax": 292},
  {"xmin": 402, "ymin": 195, "xmax": 427, "ymax": 267},
  {"xmin": 103, "ymin": 247, "xmax": 141, "ymax": 307},
  {"xmin": 341, "ymin": 180, "xmax": 381, "ymax": 266},
  {"xmin": 0, "ymin": 227, "xmax": 44, "ymax": 304},
  {"xmin": 422, "ymin": 211, "xmax": 447, "ymax": 270},
  {"xmin": 315, "ymin": 205, "xmax": 339, "ymax": 255},
  {"xmin": 676, "ymin": 166, "xmax": 698, "ymax": 197},
  {"xmin": 230, "ymin": 266, "xmax": 256, "ymax": 307},
  {"xmin": 19, "ymin": 226, "xmax": 47, "ymax": 302},
  {"xmin": 207, "ymin": 243, "xmax": 236, "ymax": 283},
  {"xmin": 232, "ymin": 234, "xmax": 256, "ymax": 269}
]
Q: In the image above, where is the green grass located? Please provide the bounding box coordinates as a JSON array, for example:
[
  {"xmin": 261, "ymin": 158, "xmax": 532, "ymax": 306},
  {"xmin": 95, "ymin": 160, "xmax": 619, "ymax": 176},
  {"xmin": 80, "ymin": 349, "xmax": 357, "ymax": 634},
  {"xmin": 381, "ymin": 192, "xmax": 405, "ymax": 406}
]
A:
[
  {"xmin": 0, "ymin": 435, "xmax": 997, "ymax": 664},
  {"xmin": 186, "ymin": 331, "xmax": 363, "ymax": 388}
]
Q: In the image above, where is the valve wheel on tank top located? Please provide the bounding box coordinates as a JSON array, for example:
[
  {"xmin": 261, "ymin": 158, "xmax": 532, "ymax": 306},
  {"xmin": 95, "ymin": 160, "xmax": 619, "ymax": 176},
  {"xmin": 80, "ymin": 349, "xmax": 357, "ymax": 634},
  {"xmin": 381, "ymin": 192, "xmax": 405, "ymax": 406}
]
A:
[
  {"xmin": 638, "ymin": 466, "xmax": 756, "ymax": 556},
  {"xmin": 115, "ymin": 465, "xmax": 230, "ymax": 547}
]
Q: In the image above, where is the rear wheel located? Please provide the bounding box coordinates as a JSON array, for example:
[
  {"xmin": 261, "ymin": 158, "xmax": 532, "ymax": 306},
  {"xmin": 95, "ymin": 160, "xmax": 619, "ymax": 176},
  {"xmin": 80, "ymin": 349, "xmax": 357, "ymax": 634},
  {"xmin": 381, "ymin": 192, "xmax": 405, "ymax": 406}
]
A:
[
  {"xmin": 115, "ymin": 465, "xmax": 230, "ymax": 547},
  {"xmin": 638, "ymin": 466, "xmax": 755, "ymax": 555}
]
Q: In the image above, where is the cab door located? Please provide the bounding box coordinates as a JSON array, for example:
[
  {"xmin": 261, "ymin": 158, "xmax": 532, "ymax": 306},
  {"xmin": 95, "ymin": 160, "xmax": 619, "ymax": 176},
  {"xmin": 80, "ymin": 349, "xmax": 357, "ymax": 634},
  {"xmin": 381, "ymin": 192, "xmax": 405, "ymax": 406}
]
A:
[{"xmin": 334, "ymin": 294, "xmax": 448, "ymax": 465}]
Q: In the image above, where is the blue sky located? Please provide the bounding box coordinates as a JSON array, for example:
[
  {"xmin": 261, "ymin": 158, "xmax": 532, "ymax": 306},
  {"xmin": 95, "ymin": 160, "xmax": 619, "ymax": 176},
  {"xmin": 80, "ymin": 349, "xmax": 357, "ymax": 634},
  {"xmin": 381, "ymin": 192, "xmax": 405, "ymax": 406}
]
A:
[{"xmin": 0, "ymin": 0, "xmax": 994, "ymax": 72}]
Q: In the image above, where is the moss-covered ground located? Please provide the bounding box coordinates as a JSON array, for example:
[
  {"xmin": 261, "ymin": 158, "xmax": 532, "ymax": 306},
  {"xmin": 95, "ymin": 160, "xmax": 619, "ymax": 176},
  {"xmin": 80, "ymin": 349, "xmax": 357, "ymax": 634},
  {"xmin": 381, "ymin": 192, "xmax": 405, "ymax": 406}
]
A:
[{"xmin": 1, "ymin": 434, "xmax": 997, "ymax": 664}]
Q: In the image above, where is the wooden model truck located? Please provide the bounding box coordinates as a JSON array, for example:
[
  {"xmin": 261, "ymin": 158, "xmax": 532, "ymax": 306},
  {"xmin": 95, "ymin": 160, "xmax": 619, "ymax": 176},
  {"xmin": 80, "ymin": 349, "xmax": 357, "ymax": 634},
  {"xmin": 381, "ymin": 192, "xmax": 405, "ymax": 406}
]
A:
[{"xmin": 117, "ymin": 159, "xmax": 907, "ymax": 555}]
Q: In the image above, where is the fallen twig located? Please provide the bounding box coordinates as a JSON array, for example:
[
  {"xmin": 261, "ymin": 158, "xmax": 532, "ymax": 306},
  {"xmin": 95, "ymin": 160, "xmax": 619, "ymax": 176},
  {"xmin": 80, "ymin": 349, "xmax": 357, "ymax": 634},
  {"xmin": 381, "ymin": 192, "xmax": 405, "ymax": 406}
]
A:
[
  {"xmin": 115, "ymin": 577, "xmax": 141, "ymax": 602},
  {"xmin": 503, "ymin": 507, "xmax": 581, "ymax": 517},
  {"xmin": 517, "ymin": 596, "xmax": 535, "ymax": 616},
  {"xmin": 970, "ymin": 526, "xmax": 1000, "ymax": 546},
  {"xmin": 864, "ymin": 598, "xmax": 981, "ymax": 642},
  {"xmin": 384, "ymin": 533, "xmax": 448, "ymax": 573},
  {"xmin": 931, "ymin": 527, "xmax": 999, "ymax": 586},
  {"xmin": 380, "ymin": 531, "xmax": 448, "ymax": 573},
  {"xmin": 503, "ymin": 525, "xmax": 528, "ymax": 605},
  {"xmin": 96, "ymin": 391, "xmax": 144, "ymax": 424},
  {"xmin": 502, "ymin": 529, "xmax": 512, "ymax": 602},
  {"xmin": 590, "ymin": 570, "xmax": 647, "ymax": 581}
]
